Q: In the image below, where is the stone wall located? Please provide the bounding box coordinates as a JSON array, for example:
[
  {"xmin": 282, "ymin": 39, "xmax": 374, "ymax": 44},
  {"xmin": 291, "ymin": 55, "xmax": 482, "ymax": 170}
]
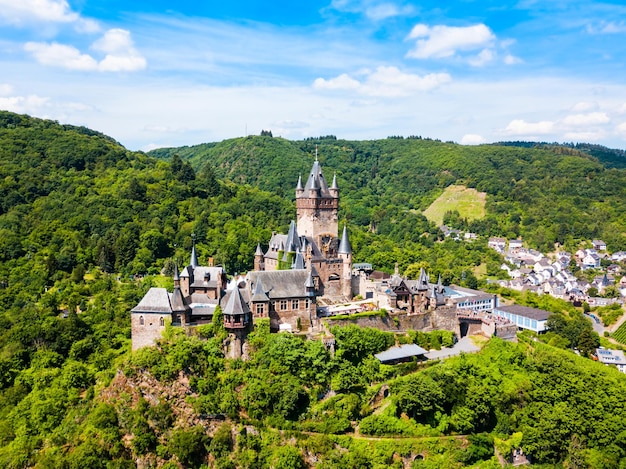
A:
[
  {"xmin": 495, "ymin": 323, "xmax": 518, "ymax": 340},
  {"xmin": 323, "ymin": 307, "xmax": 459, "ymax": 335},
  {"xmin": 131, "ymin": 312, "xmax": 168, "ymax": 351}
]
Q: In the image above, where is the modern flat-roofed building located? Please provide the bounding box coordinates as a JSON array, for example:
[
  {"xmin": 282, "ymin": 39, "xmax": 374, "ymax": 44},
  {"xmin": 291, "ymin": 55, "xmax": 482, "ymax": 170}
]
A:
[{"xmin": 492, "ymin": 304, "xmax": 550, "ymax": 332}]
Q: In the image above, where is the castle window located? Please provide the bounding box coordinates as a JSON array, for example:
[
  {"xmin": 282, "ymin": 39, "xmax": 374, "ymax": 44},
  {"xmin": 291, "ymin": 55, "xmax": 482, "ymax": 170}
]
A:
[
  {"xmin": 139, "ymin": 316, "xmax": 144, "ymax": 325},
  {"xmin": 256, "ymin": 303, "xmax": 265, "ymax": 315},
  {"xmin": 159, "ymin": 317, "xmax": 165, "ymax": 327},
  {"xmin": 280, "ymin": 300, "xmax": 288, "ymax": 311},
  {"xmin": 292, "ymin": 299, "xmax": 299, "ymax": 310},
  {"xmin": 305, "ymin": 299, "xmax": 311, "ymax": 309}
]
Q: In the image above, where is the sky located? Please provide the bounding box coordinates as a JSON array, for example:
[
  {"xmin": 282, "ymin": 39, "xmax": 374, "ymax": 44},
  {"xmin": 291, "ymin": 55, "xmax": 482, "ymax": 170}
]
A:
[{"xmin": 2, "ymin": 1, "xmax": 626, "ymax": 151}]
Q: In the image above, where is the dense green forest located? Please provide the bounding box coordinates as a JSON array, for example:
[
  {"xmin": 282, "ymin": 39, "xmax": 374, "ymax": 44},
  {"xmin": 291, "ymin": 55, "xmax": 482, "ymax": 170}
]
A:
[
  {"xmin": 1, "ymin": 111, "xmax": 626, "ymax": 468},
  {"xmin": 150, "ymin": 134, "xmax": 626, "ymax": 254}
]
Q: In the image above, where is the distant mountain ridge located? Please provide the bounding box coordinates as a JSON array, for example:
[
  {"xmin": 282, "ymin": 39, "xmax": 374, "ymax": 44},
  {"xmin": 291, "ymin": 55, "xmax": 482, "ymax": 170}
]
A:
[
  {"xmin": 149, "ymin": 134, "xmax": 626, "ymax": 252},
  {"xmin": 494, "ymin": 140, "xmax": 626, "ymax": 169}
]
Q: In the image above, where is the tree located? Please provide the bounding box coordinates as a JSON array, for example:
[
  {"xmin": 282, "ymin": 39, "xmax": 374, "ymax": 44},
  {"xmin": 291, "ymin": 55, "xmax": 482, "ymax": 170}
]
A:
[{"xmin": 167, "ymin": 426, "xmax": 208, "ymax": 467}]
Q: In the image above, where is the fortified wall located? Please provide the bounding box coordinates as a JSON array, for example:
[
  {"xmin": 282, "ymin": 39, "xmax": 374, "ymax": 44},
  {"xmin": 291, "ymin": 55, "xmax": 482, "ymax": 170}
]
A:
[{"xmin": 324, "ymin": 307, "xmax": 459, "ymax": 335}]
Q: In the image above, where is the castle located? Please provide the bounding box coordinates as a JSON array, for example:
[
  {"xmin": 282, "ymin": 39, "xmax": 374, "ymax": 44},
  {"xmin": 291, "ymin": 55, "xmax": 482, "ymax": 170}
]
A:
[
  {"xmin": 131, "ymin": 155, "xmax": 355, "ymax": 350},
  {"xmin": 130, "ymin": 154, "xmax": 522, "ymax": 352}
]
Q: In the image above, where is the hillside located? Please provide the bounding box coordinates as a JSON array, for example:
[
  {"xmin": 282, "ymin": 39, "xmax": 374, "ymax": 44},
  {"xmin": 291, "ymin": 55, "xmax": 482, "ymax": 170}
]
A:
[
  {"xmin": 1, "ymin": 111, "xmax": 626, "ymax": 467},
  {"xmin": 151, "ymin": 135, "xmax": 626, "ymax": 254}
]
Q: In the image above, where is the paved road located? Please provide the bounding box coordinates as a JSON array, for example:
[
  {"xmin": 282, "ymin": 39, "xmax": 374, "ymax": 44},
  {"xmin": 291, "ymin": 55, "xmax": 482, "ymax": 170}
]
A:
[{"xmin": 424, "ymin": 336, "xmax": 480, "ymax": 360}]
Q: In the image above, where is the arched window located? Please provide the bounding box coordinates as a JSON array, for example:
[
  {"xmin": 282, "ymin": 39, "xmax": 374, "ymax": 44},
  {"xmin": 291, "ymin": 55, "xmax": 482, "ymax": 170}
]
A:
[
  {"xmin": 139, "ymin": 316, "xmax": 144, "ymax": 325},
  {"xmin": 159, "ymin": 317, "xmax": 165, "ymax": 327}
]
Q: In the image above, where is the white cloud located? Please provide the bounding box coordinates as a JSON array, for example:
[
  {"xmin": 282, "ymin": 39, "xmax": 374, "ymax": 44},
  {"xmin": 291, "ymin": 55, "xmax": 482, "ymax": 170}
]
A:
[
  {"xmin": 0, "ymin": 94, "xmax": 50, "ymax": 114},
  {"xmin": 0, "ymin": 84, "xmax": 14, "ymax": 96},
  {"xmin": 314, "ymin": 66, "xmax": 451, "ymax": 97},
  {"xmin": 571, "ymin": 102, "xmax": 599, "ymax": 112},
  {"xmin": 313, "ymin": 74, "xmax": 361, "ymax": 90},
  {"xmin": 468, "ymin": 49, "xmax": 495, "ymax": 67},
  {"xmin": 0, "ymin": 0, "xmax": 78, "ymax": 25},
  {"xmin": 365, "ymin": 3, "xmax": 415, "ymax": 21},
  {"xmin": 24, "ymin": 42, "xmax": 98, "ymax": 70},
  {"xmin": 587, "ymin": 21, "xmax": 626, "ymax": 34},
  {"xmin": 563, "ymin": 131, "xmax": 606, "ymax": 141},
  {"xmin": 504, "ymin": 54, "xmax": 522, "ymax": 65},
  {"xmin": 406, "ymin": 23, "xmax": 495, "ymax": 59},
  {"xmin": 329, "ymin": 0, "xmax": 415, "ymax": 20},
  {"xmin": 616, "ymin": 122, "xmax": 626, "ymax": 138},
  {"xmin": 461, "ymin": 134, "xmax": 486, "ymax": 145},
  {"xmin": 25, "ymin": 29, "xmax": 146, "ymax": 72},
  {"xmin": 92, "ymin": 29, "xmax": 134, "ymax": 54},
  {"xmin": 503, "ymin": 119, "xmax": 555, "ymax": 136},
  {"xmin": 561, "ymin": 112, "xmax": 610, "ymax": 127}
]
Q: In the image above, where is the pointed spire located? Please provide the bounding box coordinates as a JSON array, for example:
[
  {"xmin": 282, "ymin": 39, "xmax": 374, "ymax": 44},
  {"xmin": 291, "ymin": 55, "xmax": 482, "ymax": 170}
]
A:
[
  {"xmin": 301, "ymin": 152, "xmax": 331, "ymax": 197},
  {"xmin": 315, "ymin": 144, "xmax": 318, "ymax": 161},
  {"xmin": 338, "ymin": 224, "xmax": 352, "ymax": 254},
  {"xmin": 190, "ymin": 233, "xmax": 199, "ymax": 267},
  {"xmin": 305, "ymin": 270, "xmax": 315, "ymax": 288},
  {"xmin": 173, "ymin": 262, "xmax": 180, "ymax": 283},
  {"xmin": 292, "ymin": 249, "xmax": 306, "ymax": 270},
  {"xmin": 170, "ymin": 277, "xmax": 189, "ymax": 312},
  {"xmin": 331, "ymin": 173, "xmax": 338, "ymax": 190},
  {"xmin": 251, "ymin": 278, "xmax": 270, "ymax": 302},
  {"xmin": 310, "ymin": 174, "xmax": 320, "ymax": 191},
  {"xmin": 222, "ymin": 287, "xmax": 250, "ymax": 316},
  {"xmin": 296, "ymin": 174, "xmax": 303, "ymax": 191},
  {"xmin": 285, "ymin": 220, "xmax": 301, "ymax": 253},
  {"xmin": 418, "ymin": 268, "xmax": 429, "ymax": 289},
  {"xmin": 255, "ymin": 243, "xmax": 263, "ymax": 256}
]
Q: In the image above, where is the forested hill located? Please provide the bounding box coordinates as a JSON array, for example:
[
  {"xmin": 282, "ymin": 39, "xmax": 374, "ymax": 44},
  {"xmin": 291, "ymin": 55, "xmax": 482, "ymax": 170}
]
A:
[
  {"xmin": 150, "ymin": 134, "xmax": 626, "ymax": 253},
  {"xmin": 495, "ymin": 140, "xmax": 626, "ymax": 169},
  {"xmin": 3, "ymin": 116, "xmax": 626, "ymax": 468},
  {"xmin": 0, "ymin": 110, "xmax": 296, "ymax": 285}
]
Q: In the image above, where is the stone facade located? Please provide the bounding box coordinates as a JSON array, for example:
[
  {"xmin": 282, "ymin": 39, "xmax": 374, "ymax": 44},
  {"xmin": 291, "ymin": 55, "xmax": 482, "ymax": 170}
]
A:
[
  {"xmin": 131, "ymin": 312, "xmax": 170, "ymax": 351},
  {"xmin": 259, "ymin": 157, "xmax": 354, "ymax": 301}
]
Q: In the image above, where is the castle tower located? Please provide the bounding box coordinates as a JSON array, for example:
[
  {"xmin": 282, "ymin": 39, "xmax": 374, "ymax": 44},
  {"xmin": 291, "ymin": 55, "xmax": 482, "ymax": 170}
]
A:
[
  {"xmin": 296, "ymin": 149, "xmax": 339, "ymax": 248},
  {"xmin": 338, "ymin": 224, "xmax": 353, "ymax": 299},
  {"xmin": 254, "ymin": 243, "xmax": 264, "ymax": 271}
]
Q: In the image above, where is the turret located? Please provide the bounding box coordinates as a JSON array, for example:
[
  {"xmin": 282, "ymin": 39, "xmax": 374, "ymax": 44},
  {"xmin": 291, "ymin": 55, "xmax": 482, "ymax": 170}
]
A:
[
  {"xmin": 222, "ymin": 287, "xmax": 251, "ymax": 330},
  {"xmin": 295, "ymin": 174, "xmax": 303, "ymax": 198},
  {"xmin": 254, "ymin": 243, "xmax": 264, "ymax": 271},
  {"xmin": 190, "ymin": 234, "xmax": 199, "ymax": 268},
  {"xmin": 338, "ymin": 224, "xmax": 352, "ymax": 255},
  {"xmin": 330, "ymin": 173, "xmax": 339, "ymax": 198}
]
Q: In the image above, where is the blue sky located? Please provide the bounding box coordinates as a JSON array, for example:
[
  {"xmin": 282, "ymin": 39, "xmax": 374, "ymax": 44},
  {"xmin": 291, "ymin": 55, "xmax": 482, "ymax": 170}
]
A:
[{"xmin": 2, "ymin": 0, "xmax": 626, "ymax": 151}]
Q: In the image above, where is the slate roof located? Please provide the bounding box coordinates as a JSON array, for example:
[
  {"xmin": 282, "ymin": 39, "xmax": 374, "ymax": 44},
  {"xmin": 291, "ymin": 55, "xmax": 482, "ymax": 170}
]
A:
[
  {"xmin": 285, "ymin": 220, "xmax": 302, "ymax": 253},
  {"xmin": 222, "ymin": 288, "xmax": 250, "ymax": 316},
  {"xmin": 495, "ymin": 304, "xmax": 551, "ymax": 321},
  {"xmin": 251, "ymin": 278, "xmax": 270, "ymax": 302},
  {"xmin": 299, "ymin": 160, "xmax": 335, "ymax": 199},
  {"xmin": 265, "ymin": 232, "xmax": 326, "ymax": 263},
  {"xmin": 248, "ymin": 270, "xmax": 311, "ymax": 299},
  {"xmin": 375, "ymin": 344, "xmax": 428, "ymax": 363},
  {"xmin": 338, "ymin": 224, "xmax": 352, "ymax": 254},
  {"xmin": 170, "ymin": 286, "xmax": 190, "ymax": 312},
  {"xmin": 131, "ymin": 288, "xmax": 172, "ymax": 313},
  {"xmin": 187, "ymin": 266, "xmax": 224, "ymax": 288}
]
